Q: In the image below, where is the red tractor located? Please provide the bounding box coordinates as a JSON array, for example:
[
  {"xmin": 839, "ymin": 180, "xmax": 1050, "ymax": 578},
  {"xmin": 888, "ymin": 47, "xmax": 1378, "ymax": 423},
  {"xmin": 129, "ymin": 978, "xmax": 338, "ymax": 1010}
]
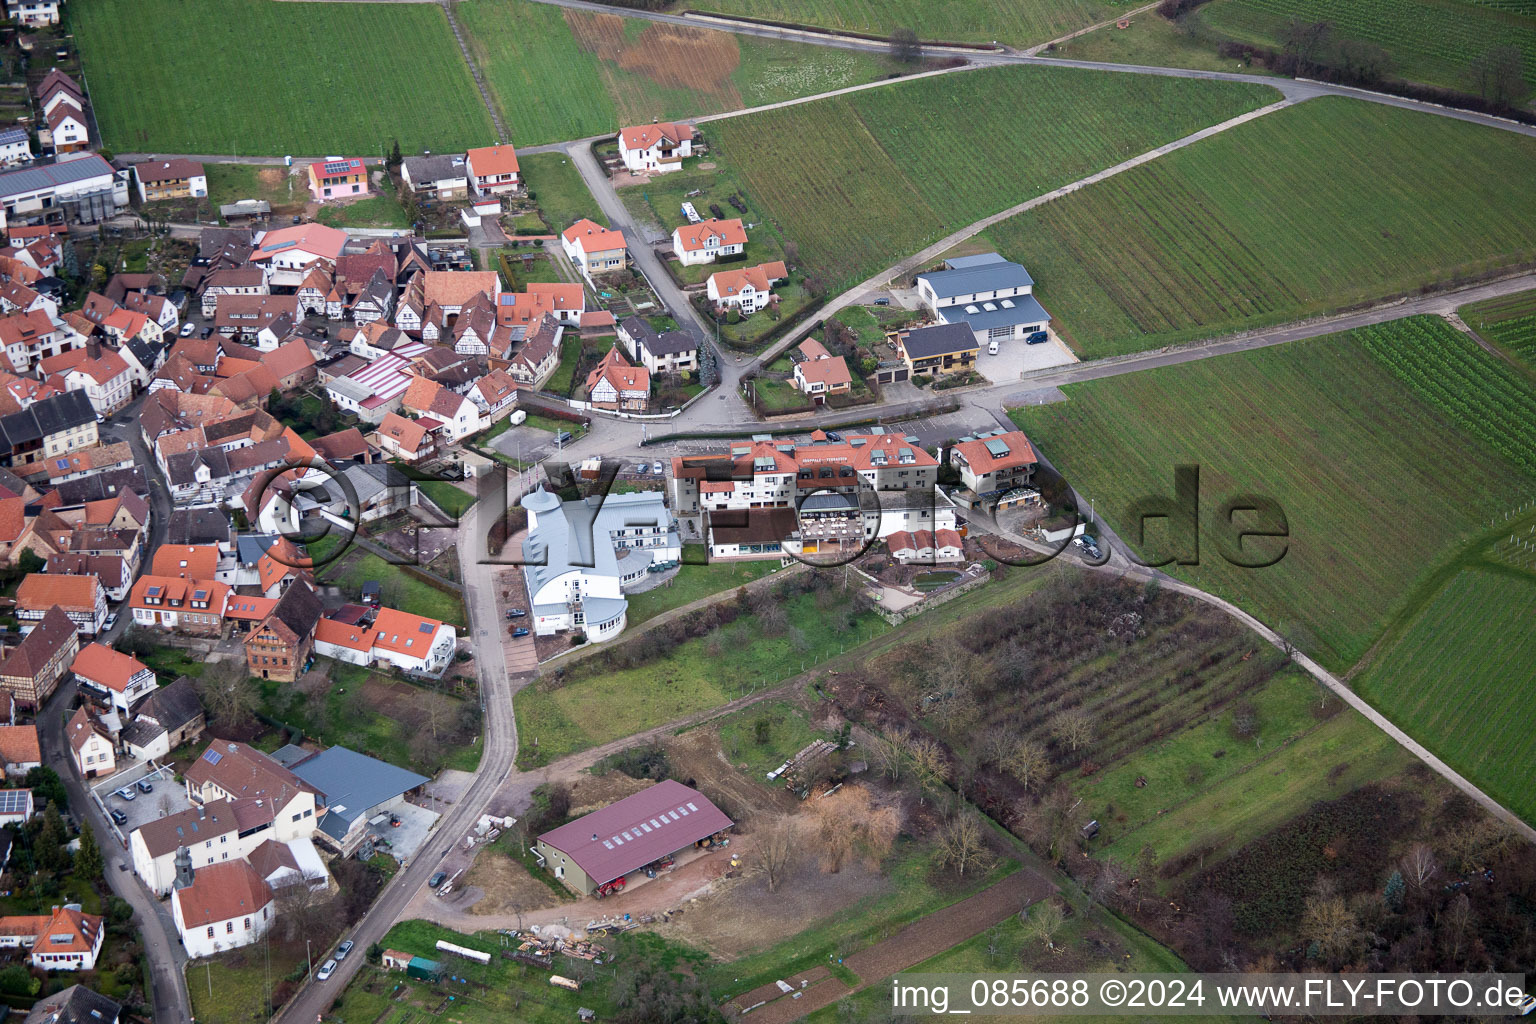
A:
[{"xmin": 595, "ymin": 876, "xmax": 626, "ymax": 898}]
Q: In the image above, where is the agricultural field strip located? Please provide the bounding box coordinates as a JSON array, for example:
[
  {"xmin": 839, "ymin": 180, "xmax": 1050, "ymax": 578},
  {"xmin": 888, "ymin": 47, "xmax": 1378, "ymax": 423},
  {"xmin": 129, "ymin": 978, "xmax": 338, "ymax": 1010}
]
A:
[{"xmin": 747, "ymin": 94, "xmax": 1299, "ymax": 367}]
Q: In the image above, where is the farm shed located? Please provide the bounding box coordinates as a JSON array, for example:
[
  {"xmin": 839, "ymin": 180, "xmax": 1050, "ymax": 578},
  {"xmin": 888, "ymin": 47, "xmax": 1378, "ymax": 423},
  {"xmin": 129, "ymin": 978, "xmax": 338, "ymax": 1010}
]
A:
[{"xmin": 533, "ymin": 780, "xmax": 732, "ymax": 896}]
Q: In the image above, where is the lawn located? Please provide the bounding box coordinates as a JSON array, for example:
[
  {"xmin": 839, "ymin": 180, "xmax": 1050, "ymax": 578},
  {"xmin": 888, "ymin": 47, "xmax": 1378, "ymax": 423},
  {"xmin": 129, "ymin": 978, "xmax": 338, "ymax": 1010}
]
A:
[
  {"xmin": 1462, "ymin": 288, "xmax": 1536, "ymax": 373},
  {"xmin": 320, "ymin": 549, "xmax": 466, "ymax": 628},
  {"xmin": 543, "ymin": 331, "xmax": 585, "ymax": 397},
  {"xmin": 71, "ymin": 0, "xmax": 495, "ymax": 154},
  {"xmin": 1194, "ymin": 0, "xmax": 1536, "ymax": 93},
  {"xmin": 984, "ymin": 97, "xmax": 1536, "ymax": 358},
  {"xmin": 1050, "ymin": 6, "xmax": 1272, "ymax": 73},
  {"xmin": 315, "ymin": 193, "xmax": 411, "ymax": 229},
  {"xmin": 1009, "ymin": 320, "xmax": 1536, "ymax": 672},
  {"xmin": 514, "ymin": 589, "xmax": 889, "ymax": 765},
  {"xmin": 751, "ymin": 375, "xmax": 814, "ymax": 413},
  {"xmin": 258, "ymin": 662, "xmax": 480, "ymax": 774},
  {"xmin": 1356, "ymin": 566, "xmax": 1536, "ymax": 824},
  {"xmin": 625, "ymin": 560, "xmax": 781, "ymax": 626},
  {"xmin": 519, "ymin": 151, "xmax": 603, "ymax": 236},
  {"xmin": 714, "ymin": 700, "xmax": 820, "ymax": 781},
  {"xmin": 706, "ymin": 64, "xmax": 1278, "ymax": 294},
  {"xmin": 681, "ymin": 0, "xmax": 1120, "ymax": 48},
  {"xmin": 521, "ymin": 413, "xmax": 585, "ymax": 439},
  {"xmin": 456, "ymin": 0, "xmax": 924, "ymax": 146},
  {"xmin": 415, "ymin": 478, "xmax": 477, "ymax": 520},
  {"xmin": 187, "ymin": 945, "xmax": 306, "ymax": 1024}
]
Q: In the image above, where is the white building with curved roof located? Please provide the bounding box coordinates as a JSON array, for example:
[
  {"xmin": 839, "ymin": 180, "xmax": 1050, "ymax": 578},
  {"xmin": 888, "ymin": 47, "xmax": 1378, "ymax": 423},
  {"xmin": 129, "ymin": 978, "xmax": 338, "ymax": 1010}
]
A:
[{"xmin": 520, "ymin": 487, "xmax": 679, "ymax": 643}]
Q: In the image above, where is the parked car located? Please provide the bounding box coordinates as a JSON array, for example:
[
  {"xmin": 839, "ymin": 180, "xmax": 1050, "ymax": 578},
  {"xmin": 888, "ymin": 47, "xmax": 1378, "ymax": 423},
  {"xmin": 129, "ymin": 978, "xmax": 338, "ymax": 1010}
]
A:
[
  {"xmin": 873, "ymin": 297, "xmax": 891, "ymax": 306},
  {"xmin": 824, "ymin": 431, "xmax": 843, "ymax": 442},
  {"xmin": 635, "ymin": 464, "xmax": 650, "ymax": 474},
  {"xmin": 1025, "ymin": 330, "xmax": 1049, "ymax": 345},
  {"xmin": 179, "ymin": 322, "xmax": 196, "ymax": 337},
  {"xmin": 109, "ymin": 808, "xmax": 127, "ymax": 825},
  {"xmin": 116, "ymin": 787, "xmax": 136, "ymax": 802},
  {"xmin": 316, "ymin": 959, "xmax": 336, "ymax": 981},
  {"xmin": 506, "ymin": 608, "xmax": 526, "ymax": 619},
  {"xmin": 102, "ymin": 612, "xmax": 118, "ymax": 631},
  {"xmin": 512, "ymin": 627, "xmax": 530, "ymax": 638},
  {"xmin": 987, "ymin": 339, "xmax": 1000, "ymax": 355},
  {"xmin": 136, "ymin": 777, "xmax": 154, "ymax": 794},
  {"xmin": 553, "ymin": 430, "xmax": 573, "ymax": 445},
  {"xmin": 428, "ymin": 871, "xmax": 447, "ymax": 889},
  {"xmin": 651, "ymin": 461, "xmax": 663, "ymax": 475},
  {"xmin": 335, "ymin": 940, "xmax": 355, "ymax": 961},
  {"xmin": 198, "ymin": 326, "xmax": 214, "ymax": 339}
]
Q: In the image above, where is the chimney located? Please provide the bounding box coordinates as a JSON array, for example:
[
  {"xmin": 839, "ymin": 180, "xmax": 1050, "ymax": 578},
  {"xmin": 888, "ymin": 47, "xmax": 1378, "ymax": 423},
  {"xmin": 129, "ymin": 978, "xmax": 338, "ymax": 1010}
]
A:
[
  {"xmin": 196, "ymin": 804, "xmax": 204, "ymax": 820},
  {"xmin": 173, "ymin": 846, "xmax": 194, "ymax": 890}
]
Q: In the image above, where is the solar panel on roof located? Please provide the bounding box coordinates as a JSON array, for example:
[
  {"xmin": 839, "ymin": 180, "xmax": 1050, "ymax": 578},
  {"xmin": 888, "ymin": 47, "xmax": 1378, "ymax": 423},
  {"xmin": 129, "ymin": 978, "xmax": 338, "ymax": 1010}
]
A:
[
  {"xmin": 56, "ymin": 459, "xmax": 68, "ymax": 469},
  {"xmin": 147, "ymin": 586, "xmax": 161, "ymax": 597},
  {"xmin": 0, "ymin": 791, "xmax": 29, "ymax": 814},
  {"xmin": 193, "ymin": 590, "xmax": 207, "ymax": 601},
  {"xmin": 418, "ymin": 623, "xmax": 433, "ymax": 633},
  {"xmin": 203, "ymin": 749, "xmax": 222, "ymax": 765}
]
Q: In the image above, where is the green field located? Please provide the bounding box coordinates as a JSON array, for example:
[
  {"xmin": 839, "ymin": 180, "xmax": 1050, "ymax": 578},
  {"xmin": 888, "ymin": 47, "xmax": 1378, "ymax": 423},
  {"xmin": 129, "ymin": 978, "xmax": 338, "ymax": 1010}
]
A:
[
  {"xmin": 457, "ymin": 0, "xmax": 919, "ymax": 147},
  {"xmin": 984, "ymin": 97, "xmax": 1536, "ymax": 358},
  {"xmin": 321, "ymin": 549, "xmax": 467, "ymax": 628},
  {"xmin": 707, "ymin": 65, "xmax": 1278, "ymax": 293},
  {"xmin": 1462, "ymin": 289, "xmax": 1536, "ymax": 372},
  {"xmin": 415, "ymin": 479, "xmax": 477, "ymax": 519},
  {"xmin": 1357, "ymin": 567, "xmax": 1536, "ymax": 823},
  {"xmin": 1009, "ymin": 320, "xmax": 1535, "ymax": 672},
  {"xmin": 315, "ymin": 193, "xmax": 411, "ymax": 229},
  {"xmin": 519, "ymin": 151, "xmax": 603, "ymax": 235},
  {"xmin": 515, "ymin": 590, "xmax": 888, "ymax": 765},
  {"xmin": 1051, "ymin": 7, "xmax": 1273, "ymax": 73},
  {"xmin": 72, "ymin": 0, "xmax": 495, "ymax": 154},
  {"xmin": 683, "ymin": 0, "xmax": 1119, "ymax": 47},
  {"xmin": 625, "ymin": 560, "xmax": 782, "ymax": 626},
  {"xmin": 1195, "ymin": 0, "xmax": 1536, "ymax": 92}
]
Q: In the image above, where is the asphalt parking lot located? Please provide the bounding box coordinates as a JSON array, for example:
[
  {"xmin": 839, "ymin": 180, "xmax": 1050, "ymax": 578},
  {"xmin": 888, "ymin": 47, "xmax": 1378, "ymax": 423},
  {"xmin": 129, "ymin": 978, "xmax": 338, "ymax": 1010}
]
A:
[{"xmin": 91, "ymin": 762, "xmax": 186, "ymax": 839}]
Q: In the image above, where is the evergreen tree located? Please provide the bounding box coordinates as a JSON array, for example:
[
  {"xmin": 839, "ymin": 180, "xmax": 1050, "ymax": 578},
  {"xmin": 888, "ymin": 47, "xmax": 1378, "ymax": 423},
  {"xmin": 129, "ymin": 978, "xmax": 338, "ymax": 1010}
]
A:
[
  {"xmin": 74, "ymin": 823, "xmax": 103, "ymax": 881},
  {"xmin": 1383, "ymin": 870, "xmax": 1406, "ymax": 911},
  {"xmin": 35, "ymin": 804, "xmax": 67, "ymax": 875}
]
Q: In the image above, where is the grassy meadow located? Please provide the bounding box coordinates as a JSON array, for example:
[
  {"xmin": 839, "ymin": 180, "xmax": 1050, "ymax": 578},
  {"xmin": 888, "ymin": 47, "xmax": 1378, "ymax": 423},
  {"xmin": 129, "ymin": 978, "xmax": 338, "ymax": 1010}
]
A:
[
  {"xmin": 1194, "ymin": 0, "xmax": 1536, "ymax": 92},
  {"xmin": 707, "ymin": 64, "xmax": 1278, "ymax": 292},
  {"xmin": 682, "ymin": 0, "xmax": 1120, "ymax": 48},
  {"xmin": 1356, "ymin": 566, "xmax": 1536, "ymax": 824},
  {"xmin": 71, "ymin": 0, "xmax": 494, "ymax": 154},
  {"xmin": 457, "ymin": 0, "xmax": 915, "ymax": 146},
  {"xmin": 519, "ymin": 151, "xmax": 603, "ymax": 234},
  {"xmin": 1009, "ymin": 319, "xmax": 1536, "ymax": 672},
  {"xmin": 984, "ymin": 98, "xmax": 1536, "ymax": 358}
]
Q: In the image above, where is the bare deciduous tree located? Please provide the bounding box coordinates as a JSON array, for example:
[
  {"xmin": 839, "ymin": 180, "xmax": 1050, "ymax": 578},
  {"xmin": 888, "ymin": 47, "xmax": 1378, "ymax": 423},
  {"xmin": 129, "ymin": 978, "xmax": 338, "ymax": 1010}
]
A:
[
  {"xmin": 1021, "ymin": 897, "xmax": 1065, "ymax": 950},
  {"xmin": 937, "ymin": 813, "xmax": 990, "ymax": 878},
  {"xmin": 756, "ymin": 816, "xmax": 801, "ymax": 894},
  {"xmin": 867, "ymin": 727, "xmax": 910, "ymax": 782},
  {"xmin": 1001, "ymin": 739, "xmax": 1051, "ymax": 792},
  {"xmin": 808, "ymin": 785, "xmax": 899, "ymax": 874},
  {"xmin": 1051, "ymin": 708, "xmax": 1095, "ymax": 752},
  {"xmin": 1400, "ymin": 842, "xmax": 1437, "ymax": 890},
  {"xmin": 905, "ymin": 735, "xmax": 949, "ymax": 804},
  {"xmin": 195, "ymin": 658, "xmax": 258, "ymax": 729},
  {"xmin": 1302, "ymin": 886, "xmax": 1358, "ymax": 964}
]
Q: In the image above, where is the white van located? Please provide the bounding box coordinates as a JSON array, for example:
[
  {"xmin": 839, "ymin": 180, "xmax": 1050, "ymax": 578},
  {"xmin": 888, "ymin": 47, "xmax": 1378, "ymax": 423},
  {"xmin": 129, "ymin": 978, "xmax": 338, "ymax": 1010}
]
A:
[{"xmin": 987, "ymin": 339, "xmax": 1000, "ymax": 355}]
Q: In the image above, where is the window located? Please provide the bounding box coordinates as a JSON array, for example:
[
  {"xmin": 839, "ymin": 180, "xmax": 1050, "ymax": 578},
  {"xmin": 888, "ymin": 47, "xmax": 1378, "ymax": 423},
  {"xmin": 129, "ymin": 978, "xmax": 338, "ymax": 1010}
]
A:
[
  {"xmin": 244, "ymin": 918, "xmax": 251, "ymax": 930},
  {"xmin": 220, "ymin": 835, "xmax": 227, "ymax": 844},
  {"xmin": 226, "ymin": 922, "xmax": 234, "ymax": 934},
  {"xmin": 206, "ymin": 926, "xmax": 214, "ymax": 938}
]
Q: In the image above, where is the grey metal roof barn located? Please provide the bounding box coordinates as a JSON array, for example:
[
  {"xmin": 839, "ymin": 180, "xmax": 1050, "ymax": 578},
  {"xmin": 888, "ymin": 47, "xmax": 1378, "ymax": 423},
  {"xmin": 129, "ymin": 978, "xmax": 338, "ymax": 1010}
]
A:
[
  {"xmin": 916, "ymin": 252, "xmax": 1035, "ymax": 299},
  {"xmin": 289, "ymin": 745, "xmax": 428, "ymax": 843},
  {"xmin": 0, "ymin": 154, "xmax": 116, "ymax": 200}
]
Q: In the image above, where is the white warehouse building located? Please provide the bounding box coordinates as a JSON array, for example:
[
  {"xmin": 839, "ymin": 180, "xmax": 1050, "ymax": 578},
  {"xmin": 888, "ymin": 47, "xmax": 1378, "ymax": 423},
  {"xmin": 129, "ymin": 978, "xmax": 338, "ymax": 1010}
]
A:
[{"xmin": 915, "ymin": 252, "xmax": 1051, "ymax": 346}]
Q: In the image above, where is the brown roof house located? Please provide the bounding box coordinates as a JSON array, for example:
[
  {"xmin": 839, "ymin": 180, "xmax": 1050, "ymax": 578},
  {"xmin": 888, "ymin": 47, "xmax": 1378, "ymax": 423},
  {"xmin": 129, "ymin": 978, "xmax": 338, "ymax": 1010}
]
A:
[
  {"xmin": 0, "ymin": 724, "xmax": 40, "ymax": 776},
  {"xmin": 121, "ymin": 676, "xmax": 205, "ymax": 762},
  {"xmin": 0, "ymin": 605, "xmax": 79, "ymax": 708},
  {"xmin": 243, "ymin": 579, "xmax": 322, "ymax": 683},
  {"xmin": 65, "ymin": 705, "xmax": 115, "ymax": 779},
  {"xmin": 15, "ymin": 574, "xmax": 106, "ymax": 635}
]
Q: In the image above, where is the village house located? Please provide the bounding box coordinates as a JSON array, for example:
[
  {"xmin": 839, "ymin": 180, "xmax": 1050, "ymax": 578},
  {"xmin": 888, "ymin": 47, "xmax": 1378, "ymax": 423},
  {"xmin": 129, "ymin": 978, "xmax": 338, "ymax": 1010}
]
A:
[
  {"xmin": 120, "ymin": 677, "xmax": 205, "ymax": 762},
  {"xmin": 707, "ymin": 260, "xmax": 785, "ymax": 315},
  {"xmin": 134, "ymin": 160, "xmax": 208, "ymax": 204},
  {"xmin": 184, "ymin": 740, "xmax": 321, "ymax": 842},
  {"xmin": 0, "ymin": 605, "xmax": 78, "ymax": 708},
  {"xmin": 465, "ymin": 144, "xmax": 520, "ymax": 195},
  {"xmin": 894, "ymin": 322, "xmax": 979, "ymax": 377},
  {"xmin": 214, "ymin": 293, "xmax": 301, "ymax": 340},
  {"xmin": 791, "ymin": 337, "xmax": 852, "ymax": 403},
  {"xmin": 468, "ymin": 369, "xmax": 519, "ymax": 421},
  {"xmin": 65, "ymin": 706, "xmax": 114, "ymax": 779},
  {"xmin": 504, "ymin": 315, "xmax": 562, "ymax": 389},
  {"xmin": 71, "ymin": 643, "xmax": 157, "ymax": 714},
  {"xmin": 243, "ymin": 580, "xmax": 322, "ymax": 683},
  {"xmin": 23, "ymin": 985, "xmax": 121, "ymax": 1024},
  {"xmin": 60, "ymin": 349, "xmax": 134, "ymax": 417},
  {"xmin": 0, "ymin": 787, "xmax": 32, "ymax": 826},
  {"xmin": 0, "ymin": 724, "xmax": 39, "ymax": 776},
  {"xmin": 617, "ymin": 316, "xmax": 697, "ymax": 376},
  {"xmin": 128, "ymin": 575, "xmax": 230, "ymax": 635},
  {"xmin": 399, "ymin": 377, "xmax": 484, "ymax": 442},
  {"xmin": 401, "ymin": 154, "xmax": 469, "ymax": 201},
  {"xmin": 16, "ymin": 574, "xmax": 105, "ymax": 635},
  {"xmin": 172, "ymin": 859, "xmax": 275, "ymax": 959},
  {"xmin": 0, "ymin": 390, "xmax": 97, "ymax": 466},
  {"xmin": 6, "ymin": 0, "xmax": 60, "ymax": 27},
  {"xmin": 0, "ymin": 907, "xmax": 104, "ymax": 972},
  {"xmin": 249, "ymin": 223, "xmax": 347, "ymax": 287},
  {"xmin": 374, "ymin": 412, "xmax": 436, "ymax": 463},
  {"xmin": 0, "ymin": 308, "xmax": 78, "ymax": 374},
  {"xmin": 560, "ymin": 219, "xmax": 627, "ymax": 282},
  {"xmin": 617, "ymin": 122, "xmax": 695, "ymax": 175},
  {"xmin": 704, "ymin": 507, "xmax": 800, "ymax": 561},
  {"xmin": 200, "ymin": 268, "xmax": 268, "ymax": 319},
  {"xmin": 43, "ymin": 103, "xmax": 89, "ymax": 155},
  {"xmin": 584, "ymin": 347, "xmax": 649, "ymax": 413},
  {"xmin": 421, "ymin": 270, "xmax": 500, "ymax": 318},
  {"xmin": 886, "ymin": 528, "xmax": 965, "ymax": 564},
  {"xmin": 0, "ymin": 128, "xmax": 31, "ymax": 168},
  {"xmin": 307, "ymin": 158, "xmax": 369, "ymax": 202},
  {"xmin": 314, "ymin": 605, "xmax": 457, "ymax": 675},
  {"xmin": 915, "ymin": 252, "xmax": 1051, "ymax": 347},
  {"xmin": 672, "ymin": 218, "xmax": 746, "ymax": 266},
  {"xmin": 948, "ymin": 428, "xmax": 1038, "ymax": 509}
]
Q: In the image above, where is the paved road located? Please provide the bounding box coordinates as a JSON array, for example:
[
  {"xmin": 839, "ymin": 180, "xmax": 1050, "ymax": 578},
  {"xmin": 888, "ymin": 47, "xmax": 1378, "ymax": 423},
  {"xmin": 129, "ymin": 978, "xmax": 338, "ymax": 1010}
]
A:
[{"xmin": 271, "ymin": 495, "xmax": 524, "ymax": 1024}]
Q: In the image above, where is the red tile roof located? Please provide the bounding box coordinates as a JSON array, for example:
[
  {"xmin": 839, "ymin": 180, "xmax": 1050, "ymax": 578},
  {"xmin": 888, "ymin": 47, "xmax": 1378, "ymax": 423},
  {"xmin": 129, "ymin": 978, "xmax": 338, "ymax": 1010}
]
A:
[
  {"xmin": 0, "ymin": 724, "xmax": 39, "ymax": 765},
  {"xmin": 466, "ymin": 144, "xmax": 519, "ymax": 178},
  {"xmin": 619, "ymin": 122, "xmax": 694, "ymax": 152},
  {"xmin": 174, "ymin": 859, "xmax": 272, "ymax": 927},
  {"xmin": 70, "ymin": 643, "xmax": 149, "ymax": 693},
  {"xmin": 674, "ymin": 218, "xmax": 746, "ymax": 252},
  {"xmin": 951, "ymin": 430, "xmax": 1037, "ymax": 475}
]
